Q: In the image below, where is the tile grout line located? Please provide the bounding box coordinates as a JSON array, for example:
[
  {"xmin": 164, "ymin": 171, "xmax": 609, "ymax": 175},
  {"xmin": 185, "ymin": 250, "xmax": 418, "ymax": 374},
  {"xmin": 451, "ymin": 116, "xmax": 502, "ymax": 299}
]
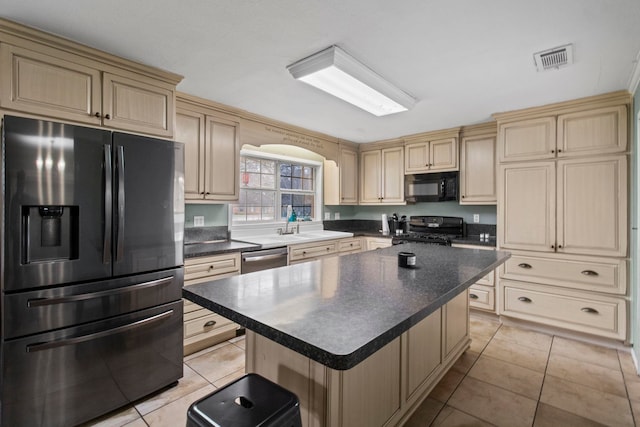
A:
[{"xmin": 530, "ymin": 333, "xmax": 555, "ymax": 427}]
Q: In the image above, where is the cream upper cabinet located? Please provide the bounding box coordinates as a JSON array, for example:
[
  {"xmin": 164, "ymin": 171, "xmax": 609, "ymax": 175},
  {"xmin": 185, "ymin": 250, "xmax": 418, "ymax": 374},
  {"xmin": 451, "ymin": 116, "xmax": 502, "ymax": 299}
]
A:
[
  {"xmin": 176, "ymin": 108, "xmax": 206, "ymax": 199},
  {"xmin": 499, "ymin": 156, "xmax": 628, "ymax": 257},
  {"xmin": 557, "ymin": 105, "xmax": 627, "ymax": 157},
  {"xmin": 0, "ymin": 43, "xmax": 178, "ymax": 138},
  {"xmin": 359, "ymin": 146, "xmax": 405, "ymax": 204},
  {"xmin": 101, "ymin": 72, "xmax": 174, "ymax": 137},
  {"xmin": 404, "ymin": 137, "xmax": 457, "ymax": 174},
  {"xmin": 499, "ymin": 161, "xmax": 556, "ymax": 252},
  {"xmin": 459, "ymin": 135, "xmax": 496, "ymax": 204},
  {"xmin": 557, "ymin": 155, "xmax": 627, "ymax": 257},
  {"xmin": 176, "ymin": 95, "xmax": 240, "ymax": 202},
  {"xmin": 340, "ymin": 147, "xmax": 359, "ymax": 204},
  {"xmin": 498, "ymin": 117, "xmax": 556, "ymax": 162},
  {"xmin": 0, "ymin": 43, "xmax": 102, "ymax": 125}
]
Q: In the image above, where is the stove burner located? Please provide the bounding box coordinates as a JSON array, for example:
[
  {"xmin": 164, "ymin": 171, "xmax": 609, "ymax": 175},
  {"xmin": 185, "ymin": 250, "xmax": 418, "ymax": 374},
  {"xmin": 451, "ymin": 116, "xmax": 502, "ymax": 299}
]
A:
[{"xmin": 391, "ymin": 233, "xmax": 452, "ymax": 246}]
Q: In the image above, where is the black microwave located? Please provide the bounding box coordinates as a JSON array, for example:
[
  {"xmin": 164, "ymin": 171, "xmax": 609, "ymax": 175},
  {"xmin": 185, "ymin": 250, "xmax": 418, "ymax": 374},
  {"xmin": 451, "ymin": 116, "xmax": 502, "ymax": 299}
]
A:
[{"xmin": 405, "ymin": 172, "xmax": 458, "ymax": 203}]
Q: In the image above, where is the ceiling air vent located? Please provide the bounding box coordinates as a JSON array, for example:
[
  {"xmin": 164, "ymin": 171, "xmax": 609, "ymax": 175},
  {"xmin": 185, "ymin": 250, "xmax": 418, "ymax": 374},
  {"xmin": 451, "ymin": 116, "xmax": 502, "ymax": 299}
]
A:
[{"xmin": 533, "ymin": 44, "xmax": 573, "ymax": 71}]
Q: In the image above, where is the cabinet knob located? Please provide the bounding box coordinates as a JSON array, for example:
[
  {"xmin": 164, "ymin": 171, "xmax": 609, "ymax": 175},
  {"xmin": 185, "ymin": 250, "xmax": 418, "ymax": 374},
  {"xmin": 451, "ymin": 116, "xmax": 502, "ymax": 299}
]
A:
[
  {"xmin": 104, "ymin": 114, "xmax": 111, "ymax": 120},
  {"xmin": 208, "ymin": 265, "xmax": 214, "ymax": 271},
  {"xmin": 206, "ymin": 192, "xmax": 211, "ymax": 195},
  {"xmin": 461, "ymin": 195, "xmax": 465, "ymax": 199},
  {"xmin": 469, "ymin": 293, "xmax": 479, "ymax": 300},
  {"xmin": 203, "ymin": 320, "xmax": 217, "ymax": 328},
  {"xmin": 551, "ymin": 245, "xmax": 555, "ymax": 249},
  {"xmin": 580, "ymin": 307, "xmax": 599, "ymax": 314},
  {"xmin": 326, "ymin": 247, "xmax": 330, "ymax": 251},
  {"xmin": 518, "ymin": 263, "xmax": 532, "ymax": 269},
  {"xmin": 557, "ymin": 149, "xmax": 562, "ymax": 153},
  {"xmin": 200, "ymin": 192, "xmax": 205, "ymax": 195},
  {"xmin": 518, "ymin": 296, "xmax": 532, "ymax": 303},
  {"xmin": 558, "ymin": 245, "xmax": 562, "ymax": 249},
  {"xmin": 581, "ymin": 270, "xmax": 599, "ymax": 277},
  {"xmin": 551, "ymin": 149, "xmax": 555, "ymax": 154},
  {"xmin": 94, "ymin": 112, "xmax": 101, "ymax": 118}
]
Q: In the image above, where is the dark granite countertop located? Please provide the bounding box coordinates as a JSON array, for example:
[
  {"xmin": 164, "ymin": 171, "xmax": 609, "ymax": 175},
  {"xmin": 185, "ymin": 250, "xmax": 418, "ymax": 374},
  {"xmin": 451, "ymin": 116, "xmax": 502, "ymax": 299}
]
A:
[
  {"xmin": 184, "ymin": 240, "xmax": 260, "ymax": 258},
  {"xmin": 183, "ymin": 244, "xmax": 510, "ymax": 370}
]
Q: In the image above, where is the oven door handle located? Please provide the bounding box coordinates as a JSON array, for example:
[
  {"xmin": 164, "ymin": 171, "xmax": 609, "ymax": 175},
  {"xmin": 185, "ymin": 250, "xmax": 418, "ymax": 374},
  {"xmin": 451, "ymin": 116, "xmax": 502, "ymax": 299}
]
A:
[
  {"xmin": 26, "ymin": 277, "xmax": 173, "ymax": 307},
  {"xmin": 25, "ymin": 310, "xmax": 173, "ymax": 353}
]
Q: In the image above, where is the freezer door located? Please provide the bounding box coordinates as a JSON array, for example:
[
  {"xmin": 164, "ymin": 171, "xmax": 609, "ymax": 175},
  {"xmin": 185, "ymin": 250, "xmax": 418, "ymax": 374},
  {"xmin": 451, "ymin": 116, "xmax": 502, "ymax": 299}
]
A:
[
  {"xmin": 112, "ymin": 133, "xmax": 184, "ymax": 277},
  {"xmin": 3, "ymin": 267, "xmax": 183, "ymax": 339},
  {"xmin": 3, "ymin": 116, "xmax": 113, "ymax": 291},
  {"xmin": 1, "ymin": 301, "xmax": 183, "ymax": 427}
]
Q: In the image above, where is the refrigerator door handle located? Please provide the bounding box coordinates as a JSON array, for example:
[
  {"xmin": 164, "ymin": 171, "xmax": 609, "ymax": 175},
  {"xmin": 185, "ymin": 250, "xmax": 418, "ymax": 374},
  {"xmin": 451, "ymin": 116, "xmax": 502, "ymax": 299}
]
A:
[
  {"xmin": 25, "ymin": 309, "xmax": 174, "ymax": 353},
  {"xmin": 103, "ymin": 145, "xmax": 112, "ymax": 264},
  {"xmin": 26, "ymin": 276, "xmax": 174, "ymax": 307},
  {"xmin": 116, "ymin": 145, "xmax": 125, "ymax": 262}
]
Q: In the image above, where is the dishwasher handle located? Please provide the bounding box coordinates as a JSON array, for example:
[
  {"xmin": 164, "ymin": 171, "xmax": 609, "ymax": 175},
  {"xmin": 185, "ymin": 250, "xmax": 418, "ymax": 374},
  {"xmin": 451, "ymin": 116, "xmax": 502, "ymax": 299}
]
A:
[{"xmin": 243, "ymin": 253, "xmax": 287, "ymax": 263}]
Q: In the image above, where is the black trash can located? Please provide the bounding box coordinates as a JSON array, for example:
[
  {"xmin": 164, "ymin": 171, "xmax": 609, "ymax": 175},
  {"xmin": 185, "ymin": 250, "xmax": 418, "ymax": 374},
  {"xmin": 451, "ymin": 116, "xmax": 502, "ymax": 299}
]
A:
[{"xmin": 186, "ymin": 373, "xmax": 302, "ymax": 427}]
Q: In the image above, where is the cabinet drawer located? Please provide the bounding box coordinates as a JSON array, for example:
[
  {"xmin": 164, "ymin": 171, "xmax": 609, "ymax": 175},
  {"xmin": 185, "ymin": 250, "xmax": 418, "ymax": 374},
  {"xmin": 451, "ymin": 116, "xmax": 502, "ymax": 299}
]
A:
[
  {"xmin": 501, "ymin": 281, "xmax": 626, "ymax": 340},
  {"xmin": 469, "ymin": 285, "xmax": 494, "ymax": 311},
  {"xmin": 184, "ymin": 253, "xmax": 240, "ymax": 283},
  {"xmin": 501, "ymin": 252, "xmax": 626, "ymax": 294},
  {"xmin": 289, "ymin": 241, "xmax": 337, "ymax": 262},
  {"xmin": 339, "ymin": 238, "xmax": 362, "ymax": 253},
  {"xmin": 184, "ymin": 312, "xmax": 233, "ymax": 339},
  {"xmin": 184, "ymin": 305, "xmax": 211, "ymax": 322}
]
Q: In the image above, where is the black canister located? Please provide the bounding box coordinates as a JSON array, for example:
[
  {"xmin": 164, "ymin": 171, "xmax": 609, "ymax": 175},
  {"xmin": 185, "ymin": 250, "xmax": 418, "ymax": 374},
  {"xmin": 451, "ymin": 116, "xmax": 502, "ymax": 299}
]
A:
[{"xmin": 398, "ymin": 251, "xmax": 416, "ymax": 268}]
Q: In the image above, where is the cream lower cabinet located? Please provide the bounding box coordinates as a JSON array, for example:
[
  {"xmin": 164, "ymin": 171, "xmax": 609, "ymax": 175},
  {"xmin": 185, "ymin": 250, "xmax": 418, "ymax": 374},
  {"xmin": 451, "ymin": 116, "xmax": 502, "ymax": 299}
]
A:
[
  {"xmin": 499, "ymin": 250, "xmax": 628, "ymax": 340},
  {"xmin": 359, "ymin": 146, "xmax": 405, "ymax": 204},
  {"xmin": 246, "ymin": 291, "xmax": 469, "ymax": 427},
  {"xmin": 453, "ymin": 244, "xmax": 496, "ymax": 312},
  {"xmin": 337, "ymin": 237, "xmax": 363, "ymax": 255},
  {"xmin": 0, "ymin": 41, "xmax": 178, "ymax": 138},
  {"xmin": 176, "ymin": 94, "xmax": 240, "ymax": 201},
  {"xmin": 289, "ymin": 240, "xmax": 338, "ymax": 264},
  {"xmin": 364, "ymin": 236, "xmax": 393, "ymax": 251},
  {"xmin": 183, "ymin": 253, "xmax": 241, "ymax": 355}
]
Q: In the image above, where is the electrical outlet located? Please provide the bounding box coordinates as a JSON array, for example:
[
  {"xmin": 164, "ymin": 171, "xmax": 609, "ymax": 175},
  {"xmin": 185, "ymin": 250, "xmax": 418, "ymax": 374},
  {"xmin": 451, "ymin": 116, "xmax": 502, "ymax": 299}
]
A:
[
  {"xmin": 334, "ymin": 212, "xmax": 340, "ymax": 220},
  {"xmin": 324, "ymin": 212, "xmax": 331, "ymax": 220},
  {"xmin": 193, "ymin": 216, "xmax": 205, "ymax": 227},
  {"xmin": 473, "ymin": 214, "xmax": 480, "ymax": 223}
]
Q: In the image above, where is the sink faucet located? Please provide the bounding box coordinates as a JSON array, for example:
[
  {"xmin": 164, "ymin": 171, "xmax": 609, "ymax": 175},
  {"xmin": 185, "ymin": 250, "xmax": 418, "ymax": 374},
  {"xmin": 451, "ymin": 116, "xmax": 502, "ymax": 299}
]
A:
[{"xmin": 278, "ymin": 217, "xmax": 299, "ymax": 235}]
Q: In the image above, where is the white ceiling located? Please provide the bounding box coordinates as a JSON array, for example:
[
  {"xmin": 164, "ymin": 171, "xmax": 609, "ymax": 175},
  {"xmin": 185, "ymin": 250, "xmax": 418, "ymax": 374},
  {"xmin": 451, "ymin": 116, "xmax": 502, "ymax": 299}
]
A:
[{"xmin": 1, "ymin": 0, "xmax": 640, "ymax": 143}]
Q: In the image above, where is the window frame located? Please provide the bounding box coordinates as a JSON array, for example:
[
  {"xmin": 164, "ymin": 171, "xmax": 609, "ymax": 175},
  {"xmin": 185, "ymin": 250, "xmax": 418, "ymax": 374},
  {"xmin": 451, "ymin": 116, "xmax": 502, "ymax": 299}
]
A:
[{"xmin": 229, "ymin": 149, "xmax": 323, "ymax": 229}]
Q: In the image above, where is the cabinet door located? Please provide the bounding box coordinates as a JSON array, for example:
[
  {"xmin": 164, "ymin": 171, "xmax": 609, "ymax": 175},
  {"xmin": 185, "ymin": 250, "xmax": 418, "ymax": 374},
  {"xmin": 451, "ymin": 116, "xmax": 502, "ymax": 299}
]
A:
[
  {"xmin": 0, "ymin": 43, "xmax": 102, "ymax": 125},
  {"xmin": 340, "ymin": 147, "xmax": 359, "ymax": 204},
  {"xmin": 102, "ymin": 73, "xmax": 175, "ymax": 138},
  {"xmin": 460, "ymin": 135, "xmax": 496, "ymax": 204},
  {"xmin": 360, "ymin": 150, "xmax": 382, "ymax": 203},
  {"xmin": 443, "ymin": 292, "xmax": 469, "ymax": 358},
  {"xmin": 429, "ymin": 138, "xmax": 458, "ymax": 171},
  {"xmin": 204, "ymin": 114, "xmax": 240, "ymax": 200},
  {"xmin": 404, "ymin": 141, "xmax": 430, "ymax": 174},
  {"xmin": 381, "ymin": 146, "xmax": 405, "ymax": 203},
  {"xmin": 557, "ymin": 155, "xmax": 627, "ymax": 257},
  {"xmin": 405, "ymin": 309, "xmax": 441, "ymax": 397},
  {"xmin": 557, "ymin": 106, "xmax": 627, "ymax": 157},
  {"xmin": 499, "ymin": 162, "xmax": 556, "ymax": 252},
  {"xmin": 176, "ymin": 109, "xmax": 206, "ymax": 199},
  {"xmin": 498, "ymin": 117, "xmax": 556, "ymax": 162}
]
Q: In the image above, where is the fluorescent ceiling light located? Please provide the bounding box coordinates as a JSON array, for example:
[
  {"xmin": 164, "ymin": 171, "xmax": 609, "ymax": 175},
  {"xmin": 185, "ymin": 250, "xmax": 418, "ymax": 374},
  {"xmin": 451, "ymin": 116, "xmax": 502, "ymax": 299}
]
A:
[{"xmin": 287, "ymin": 45, "xmax": 416, "ymax": 116}]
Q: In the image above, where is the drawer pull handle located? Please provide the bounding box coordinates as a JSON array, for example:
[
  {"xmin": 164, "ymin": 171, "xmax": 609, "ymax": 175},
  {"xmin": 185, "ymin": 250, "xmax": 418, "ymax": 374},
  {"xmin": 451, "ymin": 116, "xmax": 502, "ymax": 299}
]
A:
[
  {"xmin": 518, "ymin": 296, "xmax": 532, "ymax": 303},
  {"xmin": 518, "ymin": 263, "xmax": 532, "ymax": 269},
  {"xmin": 203, "ymin": 320, "xmax": 217, "ymax": 328},
  {"xmin": 469, "ymin": 294, "xmax": 479, "ymax": 300},
  {"xmin": 581, "ymin": 270, "xmax": 599, "ymax": 277},
  {"xmin": 581, "ymin": 307, "xmax": 599, "ymax": 314}
]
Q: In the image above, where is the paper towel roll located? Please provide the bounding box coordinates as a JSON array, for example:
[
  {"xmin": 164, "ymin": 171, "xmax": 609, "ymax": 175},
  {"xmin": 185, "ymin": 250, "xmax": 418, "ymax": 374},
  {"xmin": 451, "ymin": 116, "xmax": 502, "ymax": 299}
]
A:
[{"xmin": 381, "ymin": 214, "xmax": 390, "ymax": 235}]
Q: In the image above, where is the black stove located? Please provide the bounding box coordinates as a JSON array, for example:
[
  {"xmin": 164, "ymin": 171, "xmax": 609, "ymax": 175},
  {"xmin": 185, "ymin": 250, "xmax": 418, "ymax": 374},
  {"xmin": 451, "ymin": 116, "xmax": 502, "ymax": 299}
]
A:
[{"xmin": 391, "ymin": 216, "xmax": 463, "ymax": 246}]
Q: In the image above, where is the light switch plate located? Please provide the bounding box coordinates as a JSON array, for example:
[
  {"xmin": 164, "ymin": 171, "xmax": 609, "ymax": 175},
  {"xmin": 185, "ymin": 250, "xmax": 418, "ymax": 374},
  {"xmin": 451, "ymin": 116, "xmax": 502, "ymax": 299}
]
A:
[
  {"xmin": 324, "ymin": 212, "xmax": 331, "ymax": 220},
  {"xmin": 473, "ymin": 214, "xmax": 480, "ymax": 223},
  {"xmin": 334, "ymin": 212, "xmax": 340, "ymax": 220},
  {"xmin": 194, "ymin": 216, "xmax": 205, "ymax": 227}
]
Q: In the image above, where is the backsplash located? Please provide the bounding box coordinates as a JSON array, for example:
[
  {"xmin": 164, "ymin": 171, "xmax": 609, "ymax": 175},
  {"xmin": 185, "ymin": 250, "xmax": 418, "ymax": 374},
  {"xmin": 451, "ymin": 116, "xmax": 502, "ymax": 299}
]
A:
[{"xmin": 184, "ymin": 226, "xmax": 228, "ymax": 243}]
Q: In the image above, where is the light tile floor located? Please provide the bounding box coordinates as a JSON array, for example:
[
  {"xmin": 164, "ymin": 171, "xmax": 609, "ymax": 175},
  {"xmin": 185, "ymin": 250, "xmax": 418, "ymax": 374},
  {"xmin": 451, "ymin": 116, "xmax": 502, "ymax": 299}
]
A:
[{"xmin": 86, "ymin": 317, "xmax": 640, "ymax": 426}]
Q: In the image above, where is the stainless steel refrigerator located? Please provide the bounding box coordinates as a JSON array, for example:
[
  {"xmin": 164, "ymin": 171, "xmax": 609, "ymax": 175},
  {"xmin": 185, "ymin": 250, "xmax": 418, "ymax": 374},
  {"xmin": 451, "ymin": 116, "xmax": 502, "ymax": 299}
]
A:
[{"xmin": 1, "ymin": 115, "xmax": 185, "ymax": 426}]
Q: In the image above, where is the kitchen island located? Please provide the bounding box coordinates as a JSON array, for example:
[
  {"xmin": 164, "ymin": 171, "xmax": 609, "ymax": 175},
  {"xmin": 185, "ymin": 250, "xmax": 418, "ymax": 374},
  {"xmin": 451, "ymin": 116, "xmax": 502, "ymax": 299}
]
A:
[{"xmin": 184, "ymin": 243, "xmax": 510, "ymax": 426}]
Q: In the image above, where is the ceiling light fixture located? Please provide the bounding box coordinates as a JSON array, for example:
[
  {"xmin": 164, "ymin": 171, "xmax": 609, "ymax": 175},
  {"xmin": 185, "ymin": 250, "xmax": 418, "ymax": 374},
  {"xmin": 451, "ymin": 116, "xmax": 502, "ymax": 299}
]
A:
[{"xmin": 287, "ymin": 45, "xmax": 416, "ymax": 116}]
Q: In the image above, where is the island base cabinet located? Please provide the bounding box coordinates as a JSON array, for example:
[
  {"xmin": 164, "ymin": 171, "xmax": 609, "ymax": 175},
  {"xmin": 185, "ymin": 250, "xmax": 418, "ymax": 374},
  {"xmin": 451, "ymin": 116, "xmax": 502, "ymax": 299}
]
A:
[{"xmin": 245, "ymin": 291, "xmax": 470, "ymax": 427}]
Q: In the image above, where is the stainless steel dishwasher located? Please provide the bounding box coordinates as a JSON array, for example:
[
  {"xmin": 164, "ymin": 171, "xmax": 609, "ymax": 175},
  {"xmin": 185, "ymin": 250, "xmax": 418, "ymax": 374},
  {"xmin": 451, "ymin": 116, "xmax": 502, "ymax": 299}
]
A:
[{"xmin": 241, "ymin": 246, "xmax": 288, "ymax": 274}]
